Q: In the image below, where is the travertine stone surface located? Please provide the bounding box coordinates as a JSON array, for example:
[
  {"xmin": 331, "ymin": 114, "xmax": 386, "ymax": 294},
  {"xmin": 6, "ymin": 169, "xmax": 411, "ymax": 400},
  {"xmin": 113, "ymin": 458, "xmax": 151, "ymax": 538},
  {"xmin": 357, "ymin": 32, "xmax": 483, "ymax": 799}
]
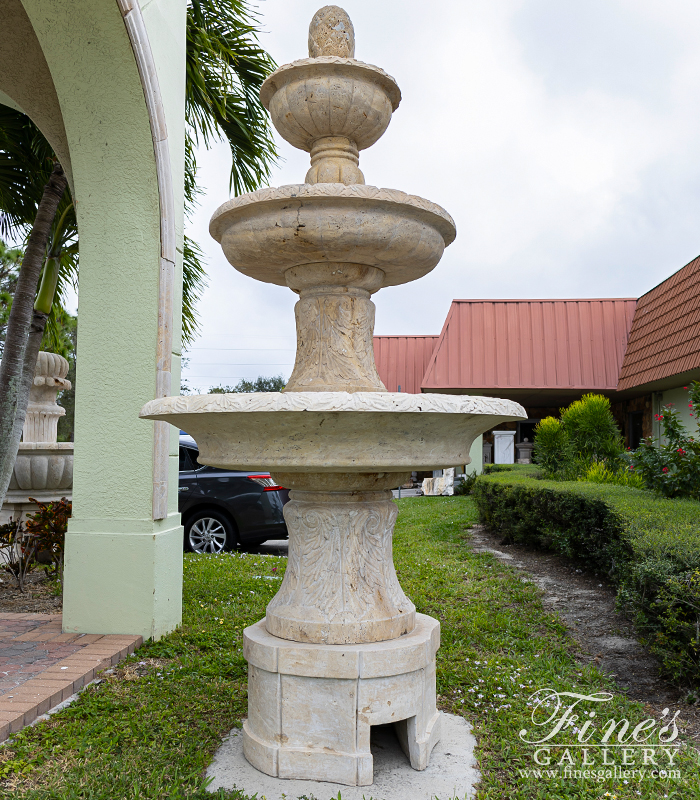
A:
[
  {"xmin": 242, "ymin": 614, "xmax": 441, "ymax": 786},
  {"xmin": 9, "ymin": 443, "xmax": 74, "ymax": 492},
  {"xmin": 207, "ymin": 712, "xmax": 479, "ymax": 799},
  {"xmin": 140, "ymin": 391, "xmax": 527, "ymax": 472},
  {"xmin": 209, "ymin": 184, "xmax": 455, "ymax": 289},
  {"xmin": 308, "ymin": 6, "xmax": 355, "ymax": 58},
  {"xmin": 266, "ymin": 485, "xmax": 414, "ymax": 644},
  {"xmin": 271, "ymin": 471, "xmax": 411, "ymax": 492},
  {"xmin": 261, "ymin": 53, "xmax": 398, "ymax": 186},
  {"xmin": 284, "ymin": 263, "xmax": 386, "ymax": 392},
  {"xmin": 286, "ymin": 288, "xmax": 384, "ymax": 392}
]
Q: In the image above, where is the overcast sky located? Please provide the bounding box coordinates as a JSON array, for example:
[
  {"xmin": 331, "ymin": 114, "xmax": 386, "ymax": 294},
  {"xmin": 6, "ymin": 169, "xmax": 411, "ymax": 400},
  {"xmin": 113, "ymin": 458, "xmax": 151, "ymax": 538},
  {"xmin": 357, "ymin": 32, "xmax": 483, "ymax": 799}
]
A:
[{"xmin": 183, "ymin": 0, "xmax": 700, "ymax": 392}]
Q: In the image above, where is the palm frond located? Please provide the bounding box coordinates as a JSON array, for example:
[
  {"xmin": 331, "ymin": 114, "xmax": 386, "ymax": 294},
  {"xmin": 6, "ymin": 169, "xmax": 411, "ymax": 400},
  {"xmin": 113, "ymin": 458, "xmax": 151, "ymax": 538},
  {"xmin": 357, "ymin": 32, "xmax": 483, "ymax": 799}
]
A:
[
  {"xmin": 0, "ymin": 106, "xmax": 56, "ymax": 234},
  {"xmin": 182, "ymin": 235, "xmax": 208, "ymax": 346},
  {"xmin": 186, "ymin": 0, "xmax": 278, "ymax": 196}
]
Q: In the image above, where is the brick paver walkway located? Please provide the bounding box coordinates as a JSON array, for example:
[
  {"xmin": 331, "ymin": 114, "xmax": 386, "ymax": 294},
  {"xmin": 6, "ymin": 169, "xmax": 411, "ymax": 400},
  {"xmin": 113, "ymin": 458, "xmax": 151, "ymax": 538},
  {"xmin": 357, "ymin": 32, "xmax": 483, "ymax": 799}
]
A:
[{"xmin": 0, "ymin": 613, "xmax": 142, "ymax": 740}]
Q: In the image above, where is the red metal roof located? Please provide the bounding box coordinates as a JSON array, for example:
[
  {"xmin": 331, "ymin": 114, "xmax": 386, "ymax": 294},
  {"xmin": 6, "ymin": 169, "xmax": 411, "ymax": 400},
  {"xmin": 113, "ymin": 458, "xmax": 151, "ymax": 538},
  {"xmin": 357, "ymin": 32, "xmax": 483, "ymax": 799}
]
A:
[
  {"xmin": 373, "ymin": 335, "xmax": 438, "ymax": 394},
  {"xmin": 618, "ymin": 256, "xmax": 700, "ymax": 391},
  {"xmin": 420, "ymin": 299, "xmax": 637, "ymax": 392}
]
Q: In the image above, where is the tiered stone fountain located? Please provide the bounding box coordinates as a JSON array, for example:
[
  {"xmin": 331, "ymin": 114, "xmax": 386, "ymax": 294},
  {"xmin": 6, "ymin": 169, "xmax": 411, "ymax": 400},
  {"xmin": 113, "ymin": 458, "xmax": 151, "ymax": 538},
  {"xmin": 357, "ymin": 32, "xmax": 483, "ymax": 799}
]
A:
[{"xmin": 142, "ymin": 6, "xmax": 525, "ymax": 788}]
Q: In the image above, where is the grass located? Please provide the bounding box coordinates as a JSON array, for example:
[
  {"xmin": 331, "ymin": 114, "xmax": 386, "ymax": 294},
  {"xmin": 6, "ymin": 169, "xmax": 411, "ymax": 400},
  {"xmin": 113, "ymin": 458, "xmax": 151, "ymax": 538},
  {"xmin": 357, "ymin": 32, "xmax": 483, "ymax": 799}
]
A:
[{"xmin": 0, "ymin": 496, "xmax": 698, "ymax": 799}]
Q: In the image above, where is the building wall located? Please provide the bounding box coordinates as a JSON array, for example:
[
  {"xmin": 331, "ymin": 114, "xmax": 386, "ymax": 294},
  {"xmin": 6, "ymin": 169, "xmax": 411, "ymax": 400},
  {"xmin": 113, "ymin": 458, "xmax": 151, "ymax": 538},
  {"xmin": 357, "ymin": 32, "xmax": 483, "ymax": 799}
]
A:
[{"xmin": 659, "ymin": 385, "xmax": 697, "ymax": 445}]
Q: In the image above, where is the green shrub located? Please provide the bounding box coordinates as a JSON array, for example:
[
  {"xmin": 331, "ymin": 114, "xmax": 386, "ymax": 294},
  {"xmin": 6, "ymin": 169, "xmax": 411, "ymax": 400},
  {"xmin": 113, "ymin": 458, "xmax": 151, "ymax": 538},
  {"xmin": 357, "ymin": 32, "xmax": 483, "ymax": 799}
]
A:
[
  {"xmin": 561, "ymin": 393, "xmax": 625, "ymax": 464},
  {"xmin": 532, "ymin": 416, "xmax": 574, "ymax": 477},
  {"xmin": 473, "ymin": 467, "xmax": 700, "ymax": 681},
  {"xmin": 581, "ymin": 460, "xmax": 646, "ymax": 489},
  {"xmin": 631, "ymin": 381, "xmax": 700, "ymax": 500},
  {"xmin": 533, "ymin": 393, "xmax": 625, "ymax": 480},
  {"xmin": 25, "ymin": 496, "xmax": 70, "ymax": 581}
]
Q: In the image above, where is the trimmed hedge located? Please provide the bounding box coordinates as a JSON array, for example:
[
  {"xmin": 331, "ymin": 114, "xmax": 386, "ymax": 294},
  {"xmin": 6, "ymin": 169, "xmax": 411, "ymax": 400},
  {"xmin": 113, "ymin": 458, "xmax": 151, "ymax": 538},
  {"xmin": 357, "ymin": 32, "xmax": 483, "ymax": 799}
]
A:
[{"xmin": 473, "ymin": 465, "xmax": 700, "ymax": 682}]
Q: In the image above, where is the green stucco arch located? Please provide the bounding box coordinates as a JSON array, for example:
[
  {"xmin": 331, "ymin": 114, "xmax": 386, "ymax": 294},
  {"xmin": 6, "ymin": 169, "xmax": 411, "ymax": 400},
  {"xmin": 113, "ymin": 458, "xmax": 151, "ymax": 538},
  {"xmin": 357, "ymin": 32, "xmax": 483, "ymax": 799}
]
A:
[{"xmin": 0, "ymin": 0, "xmax": 185, "ymax": 638}]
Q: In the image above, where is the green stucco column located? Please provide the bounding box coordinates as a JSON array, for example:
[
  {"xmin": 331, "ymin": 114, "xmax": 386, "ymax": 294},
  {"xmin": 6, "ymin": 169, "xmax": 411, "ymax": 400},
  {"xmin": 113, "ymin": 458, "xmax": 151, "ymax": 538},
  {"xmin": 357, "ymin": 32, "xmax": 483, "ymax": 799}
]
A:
[{"xmin": 18, "ymin": 0, "xmax": 186, "ymax": 638}]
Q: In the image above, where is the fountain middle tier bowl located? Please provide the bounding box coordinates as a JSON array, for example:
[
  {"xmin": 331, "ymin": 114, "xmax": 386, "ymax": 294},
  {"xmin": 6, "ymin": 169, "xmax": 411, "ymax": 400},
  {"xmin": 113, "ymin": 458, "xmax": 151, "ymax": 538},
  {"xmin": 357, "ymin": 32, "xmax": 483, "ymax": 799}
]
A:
[
  {"xmin": 140, "ymin": 392, "xmax": 526, "ymax": 473},
  {"xmin": 209, "ymin": 184, "xmax": 456, "ymax": 288}
]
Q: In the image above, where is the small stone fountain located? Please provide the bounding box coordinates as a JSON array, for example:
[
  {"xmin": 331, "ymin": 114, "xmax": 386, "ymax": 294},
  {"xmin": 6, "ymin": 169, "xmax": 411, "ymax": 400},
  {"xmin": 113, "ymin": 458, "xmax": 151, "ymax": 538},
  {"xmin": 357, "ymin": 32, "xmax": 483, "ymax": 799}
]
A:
[
  {"xmin": 142, "ymin": 6, "xmax": 525, "ymax": 787},
  {"xmin": 1, "ymin": 351, "xmax": 73, "ymax": 524}
]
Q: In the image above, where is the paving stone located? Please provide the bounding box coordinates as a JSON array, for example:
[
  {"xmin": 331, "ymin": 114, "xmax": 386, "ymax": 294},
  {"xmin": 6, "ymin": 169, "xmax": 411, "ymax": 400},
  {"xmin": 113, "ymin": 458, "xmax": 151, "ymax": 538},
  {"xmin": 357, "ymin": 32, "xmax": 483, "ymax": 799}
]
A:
[{"xmin": 0, "ymin": 612, "xmax": 142, "ymax": 741}]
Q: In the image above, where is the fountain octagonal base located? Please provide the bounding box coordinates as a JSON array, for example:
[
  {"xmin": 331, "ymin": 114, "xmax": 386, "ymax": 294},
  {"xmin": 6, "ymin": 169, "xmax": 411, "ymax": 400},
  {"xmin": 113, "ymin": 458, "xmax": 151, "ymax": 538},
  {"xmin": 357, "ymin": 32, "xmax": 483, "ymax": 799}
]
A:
[{"xmin": 243, "ymin": 613, "xmax": 441, "ymax": 787}]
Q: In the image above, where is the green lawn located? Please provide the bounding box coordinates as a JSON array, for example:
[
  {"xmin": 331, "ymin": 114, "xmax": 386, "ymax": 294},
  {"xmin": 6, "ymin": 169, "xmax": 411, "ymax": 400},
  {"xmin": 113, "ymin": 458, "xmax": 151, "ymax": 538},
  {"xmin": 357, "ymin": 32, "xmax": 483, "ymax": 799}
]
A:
[{"xmin": 1, "ymin": 497, "xmax": 698, "ymax": 799}]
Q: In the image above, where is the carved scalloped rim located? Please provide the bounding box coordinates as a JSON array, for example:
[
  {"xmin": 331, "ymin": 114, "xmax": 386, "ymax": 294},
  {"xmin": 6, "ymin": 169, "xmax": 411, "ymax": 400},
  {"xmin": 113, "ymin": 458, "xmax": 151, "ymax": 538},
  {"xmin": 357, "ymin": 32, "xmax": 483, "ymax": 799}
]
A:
[
  {"xmin": 261, "ymin": 57, "xmax": 401, "ymax": 110},
  {"xmin": 140, "ymin": 391, "xmax": 526, "ymax": 419},
  {"xmin": 210, "ymin": 184, "xmax": 456, "ymax": 245}
]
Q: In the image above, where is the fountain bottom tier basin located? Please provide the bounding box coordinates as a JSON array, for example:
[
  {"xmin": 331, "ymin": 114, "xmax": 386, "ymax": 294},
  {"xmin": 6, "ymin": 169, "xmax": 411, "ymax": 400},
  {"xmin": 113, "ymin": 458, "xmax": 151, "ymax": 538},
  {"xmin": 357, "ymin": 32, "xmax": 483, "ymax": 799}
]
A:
[
  {"xmin": 140, "ymin": 392, "xmax": 526, "ymax": 473},
  {"xmin": 243, "ymin": 614, "xmax": 441, "ymax": 787}
]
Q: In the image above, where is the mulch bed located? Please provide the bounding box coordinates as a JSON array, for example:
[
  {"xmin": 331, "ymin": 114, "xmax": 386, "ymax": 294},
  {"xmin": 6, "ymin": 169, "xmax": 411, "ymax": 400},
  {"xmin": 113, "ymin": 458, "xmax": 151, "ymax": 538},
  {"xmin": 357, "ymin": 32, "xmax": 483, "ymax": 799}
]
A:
[{"xmin": 0, "ymin": 571, "xmax": 62, "ymax": 614}]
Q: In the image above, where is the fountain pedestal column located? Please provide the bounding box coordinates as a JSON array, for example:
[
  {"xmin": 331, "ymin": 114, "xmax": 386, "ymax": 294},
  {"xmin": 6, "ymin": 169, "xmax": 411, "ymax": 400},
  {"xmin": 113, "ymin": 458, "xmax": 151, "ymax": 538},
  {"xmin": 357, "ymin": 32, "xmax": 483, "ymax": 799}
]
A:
[{"xmin": 265, "ymin": 480, "xmax": 414, "ymax": 644}]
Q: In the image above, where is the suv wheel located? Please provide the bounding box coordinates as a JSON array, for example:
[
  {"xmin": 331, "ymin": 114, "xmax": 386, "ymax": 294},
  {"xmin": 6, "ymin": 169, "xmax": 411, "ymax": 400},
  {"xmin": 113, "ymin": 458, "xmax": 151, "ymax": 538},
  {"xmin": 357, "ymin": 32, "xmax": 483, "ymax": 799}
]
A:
[{"xmin": 185, "ymin": 510, "xmax": 236, "ymax": 554}]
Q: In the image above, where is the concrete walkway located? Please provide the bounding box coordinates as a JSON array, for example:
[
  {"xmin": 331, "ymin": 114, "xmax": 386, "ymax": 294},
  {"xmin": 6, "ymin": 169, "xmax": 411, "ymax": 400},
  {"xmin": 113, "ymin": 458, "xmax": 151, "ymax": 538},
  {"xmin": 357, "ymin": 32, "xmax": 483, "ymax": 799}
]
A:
[{"xmin": 0, "ymin": 613, "xmax": 141, "ymax": 740}]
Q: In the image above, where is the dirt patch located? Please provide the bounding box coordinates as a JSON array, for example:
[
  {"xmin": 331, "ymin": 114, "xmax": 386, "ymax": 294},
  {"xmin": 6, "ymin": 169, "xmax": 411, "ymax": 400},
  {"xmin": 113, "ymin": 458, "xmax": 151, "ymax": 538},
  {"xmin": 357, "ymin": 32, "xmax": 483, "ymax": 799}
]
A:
[
  {"xmin": 0, "ymin": 570, "xmax": 62, "ymax": 614},
  {"xmin": 468, "ymin": 523, "xmax": 700, "ymax": 745}
]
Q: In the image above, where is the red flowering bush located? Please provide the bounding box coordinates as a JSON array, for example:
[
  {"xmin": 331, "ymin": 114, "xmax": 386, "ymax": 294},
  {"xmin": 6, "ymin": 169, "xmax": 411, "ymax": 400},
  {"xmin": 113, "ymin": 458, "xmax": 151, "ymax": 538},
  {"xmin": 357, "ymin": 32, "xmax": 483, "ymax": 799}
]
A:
[{"xmin": 631, "ymin": 382, "xmax": 700, "ymax": 499}]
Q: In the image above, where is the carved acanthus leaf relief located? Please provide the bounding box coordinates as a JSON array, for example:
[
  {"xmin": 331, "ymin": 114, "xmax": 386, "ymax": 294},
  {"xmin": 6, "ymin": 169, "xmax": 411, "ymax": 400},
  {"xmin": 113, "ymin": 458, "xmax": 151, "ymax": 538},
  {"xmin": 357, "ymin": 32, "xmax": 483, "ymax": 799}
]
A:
[
  {"xmin": 286, "ymin": 293, "xmax": 385, "ymax": 391},
  {"xmin": 265, "ymin": 491, "xmax": 415, "ymax": 644}
]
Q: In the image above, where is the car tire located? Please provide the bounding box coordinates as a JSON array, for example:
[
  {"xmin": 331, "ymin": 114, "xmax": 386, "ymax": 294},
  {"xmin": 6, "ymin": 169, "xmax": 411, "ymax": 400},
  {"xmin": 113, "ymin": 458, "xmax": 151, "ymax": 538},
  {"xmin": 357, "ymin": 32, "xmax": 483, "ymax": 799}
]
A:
[{"xmin": 184, "ymin": 510, "xmax": 237, "ymax": 554}]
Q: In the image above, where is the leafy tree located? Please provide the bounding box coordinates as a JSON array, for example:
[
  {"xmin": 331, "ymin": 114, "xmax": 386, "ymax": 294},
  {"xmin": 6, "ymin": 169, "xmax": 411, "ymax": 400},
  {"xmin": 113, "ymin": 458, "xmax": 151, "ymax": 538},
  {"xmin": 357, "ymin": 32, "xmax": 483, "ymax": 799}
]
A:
[
  {"xmin": 0, "ymin": 0, "xmax": 278, "ymax": 505},
  {"xmin": 209, "ymin": 375, "xmax": 286, "ymax": 393}
]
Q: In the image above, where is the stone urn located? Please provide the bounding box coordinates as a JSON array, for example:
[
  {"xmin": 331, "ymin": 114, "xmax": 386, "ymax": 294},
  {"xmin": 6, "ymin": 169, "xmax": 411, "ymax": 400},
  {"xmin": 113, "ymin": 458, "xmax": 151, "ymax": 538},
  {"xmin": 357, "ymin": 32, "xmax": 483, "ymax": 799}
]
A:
[
  {"xmin": 142, "ymin": 5, "xmax": 526, "ymax": 787},
  {"xmin": 2, "ymin": 351, "xmax": 73, "ymax": 523}
]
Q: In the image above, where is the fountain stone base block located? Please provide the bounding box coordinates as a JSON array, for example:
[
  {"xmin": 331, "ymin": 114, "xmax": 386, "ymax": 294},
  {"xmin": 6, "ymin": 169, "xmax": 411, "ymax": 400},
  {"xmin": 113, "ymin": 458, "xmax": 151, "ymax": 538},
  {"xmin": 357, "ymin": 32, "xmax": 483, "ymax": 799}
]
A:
[{"xmin": 242, "ymin": 613, "xmax": 440, "ymax": 787}]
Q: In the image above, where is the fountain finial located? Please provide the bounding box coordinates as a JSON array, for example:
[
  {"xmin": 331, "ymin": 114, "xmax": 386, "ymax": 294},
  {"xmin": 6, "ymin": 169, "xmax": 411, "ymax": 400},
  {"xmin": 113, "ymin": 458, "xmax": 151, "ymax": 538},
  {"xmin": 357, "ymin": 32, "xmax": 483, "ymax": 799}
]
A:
[{"xmin": 308, "ymin": 6, "xmax": 355, "ymax": 58}]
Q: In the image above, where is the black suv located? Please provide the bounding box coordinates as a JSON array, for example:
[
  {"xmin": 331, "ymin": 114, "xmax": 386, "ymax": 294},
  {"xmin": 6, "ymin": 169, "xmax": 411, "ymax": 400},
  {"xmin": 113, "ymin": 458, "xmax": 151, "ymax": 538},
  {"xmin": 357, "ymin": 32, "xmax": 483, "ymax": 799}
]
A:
[{"xmin": 178, "ymin": 434, "xmax": 289, "ymax": 553}]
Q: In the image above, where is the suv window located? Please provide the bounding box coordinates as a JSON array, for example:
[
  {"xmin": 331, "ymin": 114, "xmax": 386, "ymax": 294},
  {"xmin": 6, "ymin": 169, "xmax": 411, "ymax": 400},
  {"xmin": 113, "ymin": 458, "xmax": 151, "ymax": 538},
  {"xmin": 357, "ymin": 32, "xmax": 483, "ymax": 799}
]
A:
[{"xmin": 179, "ymin": 447, "xmax": 195, "ymax": 472}]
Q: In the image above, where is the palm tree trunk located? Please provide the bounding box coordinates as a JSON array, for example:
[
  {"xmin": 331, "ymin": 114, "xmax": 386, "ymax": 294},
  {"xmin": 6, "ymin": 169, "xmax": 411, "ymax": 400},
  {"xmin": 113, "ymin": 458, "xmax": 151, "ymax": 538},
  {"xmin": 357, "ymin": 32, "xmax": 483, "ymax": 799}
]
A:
[{"xmin": 0, "ymin": 163, "xmax": 67, "ymax": 506}]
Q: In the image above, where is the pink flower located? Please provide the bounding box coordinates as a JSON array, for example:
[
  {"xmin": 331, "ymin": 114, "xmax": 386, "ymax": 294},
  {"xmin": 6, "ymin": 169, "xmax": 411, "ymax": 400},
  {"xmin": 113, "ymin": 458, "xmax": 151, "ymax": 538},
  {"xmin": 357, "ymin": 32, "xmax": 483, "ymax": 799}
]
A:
[{"xmin": 662, "ymin": 467, "xmax": 669, "ymax": 473}]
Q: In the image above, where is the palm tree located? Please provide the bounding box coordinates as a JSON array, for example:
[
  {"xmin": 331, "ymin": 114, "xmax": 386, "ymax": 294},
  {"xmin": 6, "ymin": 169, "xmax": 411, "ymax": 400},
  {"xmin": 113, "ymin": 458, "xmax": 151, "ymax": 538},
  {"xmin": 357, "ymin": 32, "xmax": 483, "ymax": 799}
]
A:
[{"xmin": 0, "ymin": 0, "xmax": 278, "ymax": 504}]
